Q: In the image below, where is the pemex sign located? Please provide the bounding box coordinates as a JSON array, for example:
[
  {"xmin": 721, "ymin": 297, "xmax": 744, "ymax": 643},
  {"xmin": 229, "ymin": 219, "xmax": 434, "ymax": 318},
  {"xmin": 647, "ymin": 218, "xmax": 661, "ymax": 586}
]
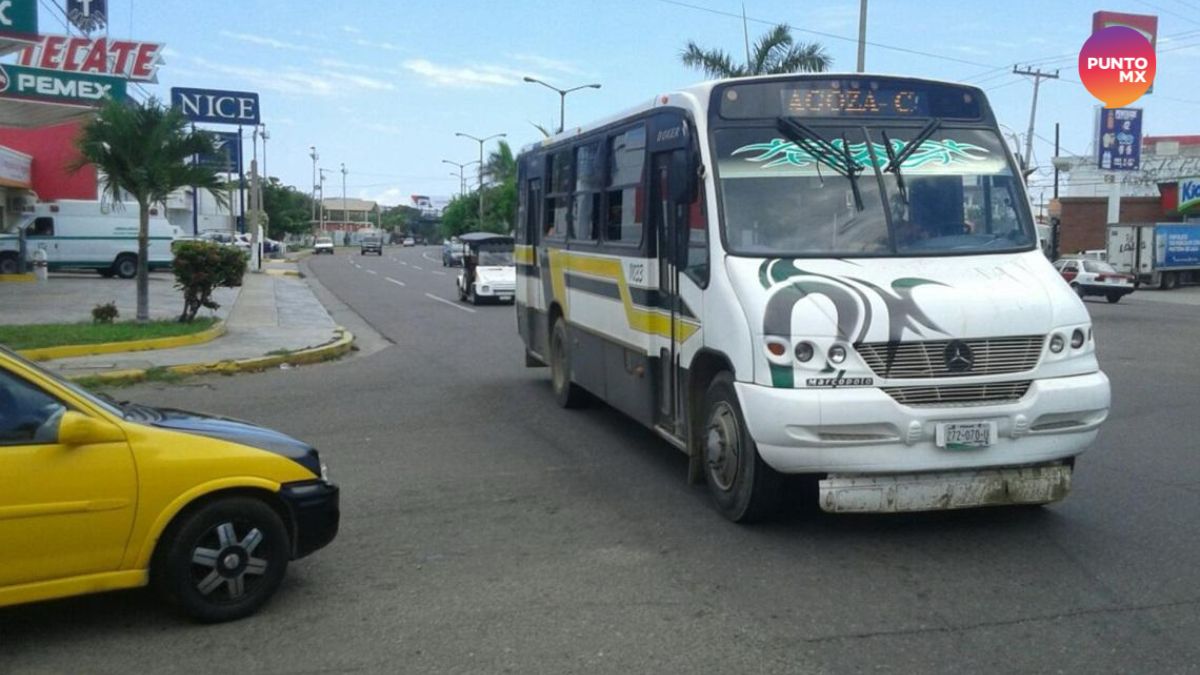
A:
[{"xmin": 0, "ymin": 62, "xmax": 126, "ymax": 104}]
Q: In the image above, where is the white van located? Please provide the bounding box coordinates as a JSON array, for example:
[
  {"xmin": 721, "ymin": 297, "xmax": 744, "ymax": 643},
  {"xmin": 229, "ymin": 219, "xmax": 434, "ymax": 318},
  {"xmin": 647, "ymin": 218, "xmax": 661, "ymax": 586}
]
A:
[{"xmin": 0, "ymin": 201, "xmax": 181, "ymax": 278}]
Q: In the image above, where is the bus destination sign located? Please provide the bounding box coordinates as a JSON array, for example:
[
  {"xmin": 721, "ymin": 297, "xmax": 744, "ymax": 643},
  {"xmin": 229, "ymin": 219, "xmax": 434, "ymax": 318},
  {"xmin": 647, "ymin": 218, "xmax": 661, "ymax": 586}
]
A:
[
  {"xmin": 718, "ymin": 79, "xmax": 984, "ymax": 121},
  {"xmin": 781, "ymin": 86, "xmax": 925, "ymax": 117}
]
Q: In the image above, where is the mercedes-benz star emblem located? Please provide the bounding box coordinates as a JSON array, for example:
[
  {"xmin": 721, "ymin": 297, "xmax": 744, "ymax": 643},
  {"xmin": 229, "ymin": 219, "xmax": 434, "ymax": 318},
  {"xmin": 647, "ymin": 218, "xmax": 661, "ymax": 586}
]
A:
[{"xmin": 943, "ymin": 340, "xmax": 975, "ymax": 372}]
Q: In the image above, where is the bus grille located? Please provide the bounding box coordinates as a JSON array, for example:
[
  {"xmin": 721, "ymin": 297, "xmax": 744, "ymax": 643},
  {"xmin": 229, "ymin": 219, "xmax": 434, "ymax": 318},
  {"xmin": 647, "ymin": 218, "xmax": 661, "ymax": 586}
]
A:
[
  {"xmin": 882, "ymin": 381, "xmax": 1032, "ymax": 407},
  {"xmin": 856, "ymin": 336, "xmax": 1044, "ymax": 379}
]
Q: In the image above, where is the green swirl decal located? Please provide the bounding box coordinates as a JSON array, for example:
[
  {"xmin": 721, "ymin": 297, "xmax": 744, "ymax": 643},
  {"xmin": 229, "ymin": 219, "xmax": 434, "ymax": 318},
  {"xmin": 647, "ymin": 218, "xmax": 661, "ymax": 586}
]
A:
[{"xmin": 732, "ymin": 138, "xmax": 990, "ymax": 170}]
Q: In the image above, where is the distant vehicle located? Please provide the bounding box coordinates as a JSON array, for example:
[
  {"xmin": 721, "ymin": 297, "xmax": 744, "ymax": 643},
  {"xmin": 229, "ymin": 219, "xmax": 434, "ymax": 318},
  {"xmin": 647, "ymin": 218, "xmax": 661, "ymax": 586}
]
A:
[
  {"xmin": 313, "ymin": 237, "xmax": 335, "ymax": 254},
  {"xmin": 456, "ymin": 232, "xmax": 515, "ymax": 304},
  {"xmin": 1108, "ymin": 223, "xmax": 1200, "ymax": 290},
  {"xmin": 403, "ymin": 237, "xmax": 416, "ymax": 247},
  {"xmin": 0, "ymin": 345, "xmax": 339, "ymax": 622},
  {"xmin": 442, "ymin": 239, "xmax": 465, "ymax": 267},
  {"xmin": 1054, "ymin": 258, "xmax": 1134, "ymax": 303},
  {"xmin": 0, "ymin": 201, "xmax": 179, "ymax": 278},
  {"xmin": 360, "ymin": 235, "xmax": 383, "ymax": 256}
]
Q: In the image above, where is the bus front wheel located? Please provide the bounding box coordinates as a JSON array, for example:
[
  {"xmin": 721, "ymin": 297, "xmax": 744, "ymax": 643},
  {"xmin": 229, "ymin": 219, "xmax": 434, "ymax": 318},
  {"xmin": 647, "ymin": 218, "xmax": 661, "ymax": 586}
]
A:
[
  {"xmin": 702, "ymin": 373, "xmax": 782, "ymax": 523},
  {"xmin": 549, "ymin": 318, "xmax": 587, "ymax": 408}
]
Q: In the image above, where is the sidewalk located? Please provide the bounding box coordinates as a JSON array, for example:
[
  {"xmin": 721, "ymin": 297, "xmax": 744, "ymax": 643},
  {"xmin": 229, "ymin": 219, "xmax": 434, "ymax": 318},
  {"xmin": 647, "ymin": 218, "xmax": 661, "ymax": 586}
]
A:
[
  {"xmin": 41, "ymin": 266, "xmax": 344, "ymax": 380},
  {"xmin": 0, "ymin": 272, "xmax": 237, "ymax": 325}
]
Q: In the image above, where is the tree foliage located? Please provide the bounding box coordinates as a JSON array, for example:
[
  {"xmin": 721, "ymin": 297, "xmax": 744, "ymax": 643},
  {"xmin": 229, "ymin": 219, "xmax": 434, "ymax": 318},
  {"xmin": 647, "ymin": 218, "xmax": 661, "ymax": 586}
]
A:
[
  {"xmin": 681, "ymin": 24, "xmax": 831, "ymax": 78},
  {"xmin": 442, "ymin": 140, "xmax": 518, "ymax": 238},
  {"xmin": 262, "ymin": 178, "xmax": 315, "ymax": 237},
  {"xmin": 74, "ymin": 98, "xmax": 227, "ymax": 321},
  {"xmin": 172, "ymin": 241, "xmax": 247, "ymax": 323}
]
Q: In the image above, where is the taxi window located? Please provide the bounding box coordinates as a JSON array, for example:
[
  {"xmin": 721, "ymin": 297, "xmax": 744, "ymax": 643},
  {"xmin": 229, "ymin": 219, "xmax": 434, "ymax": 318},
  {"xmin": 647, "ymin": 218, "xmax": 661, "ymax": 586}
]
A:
[{"xmin": 0, "ymin": 368, "xmax": 66, "ymax": 446}]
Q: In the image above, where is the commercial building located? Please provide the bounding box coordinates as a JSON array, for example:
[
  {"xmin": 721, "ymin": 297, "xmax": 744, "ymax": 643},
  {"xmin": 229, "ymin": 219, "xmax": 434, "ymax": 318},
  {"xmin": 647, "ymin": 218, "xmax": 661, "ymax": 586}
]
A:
[{"xmin": 320, "ymin": 198, "xmax": 380, "ymax": 232}]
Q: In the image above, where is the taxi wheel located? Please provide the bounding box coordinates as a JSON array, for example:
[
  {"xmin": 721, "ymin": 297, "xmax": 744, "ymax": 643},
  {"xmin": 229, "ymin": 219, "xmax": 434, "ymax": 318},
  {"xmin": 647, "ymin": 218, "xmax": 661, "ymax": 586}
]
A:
[
  {"xmin": 1107, "ymin": 293, "xmax": 1122, "ymax": 304},
  {"xmin": 550, "ymin": 318, "xmax": 587, "ymax": 408},
  {"xmin": 702, "ymin": 372, "xmax": 782, "ymax": 523},
  {"xmin": 1072, "ymin": 284, "xmax": 1085, "ymax": 299},
  {"xmin": 154, "ymin": 497, "xmax": 290, "ymax": 623}
]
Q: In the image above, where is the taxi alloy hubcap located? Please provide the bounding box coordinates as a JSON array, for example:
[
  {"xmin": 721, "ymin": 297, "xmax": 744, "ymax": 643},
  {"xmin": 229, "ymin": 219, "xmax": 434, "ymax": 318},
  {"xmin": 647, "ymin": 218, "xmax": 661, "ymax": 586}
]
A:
[{"xmin": 192, "ymin": 522, "xmax": 268, "ymax": 600}]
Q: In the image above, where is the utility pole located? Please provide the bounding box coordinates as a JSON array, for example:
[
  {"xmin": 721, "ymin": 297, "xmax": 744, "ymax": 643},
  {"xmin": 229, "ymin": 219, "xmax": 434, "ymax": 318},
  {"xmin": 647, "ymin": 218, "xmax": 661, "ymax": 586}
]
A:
[
  {"xmin": 1012, "ymin": 65, "xmax": 1059, "ymax": 174},
  {"xmin": 319, "ymin": 168, "xmax": 330, "ymax": 233},
  {"xmin": 856, "ymin": 0, "xmax": 868, "ymax": 73},
  {"xmin": 741, "ymin": 3, "xmax": 752, "ymax": 67},
  {"xmin": 341, "ymin": 163, "xmax": 348, "ymax": 236},
  {"xmin": 456, "ymin": 132, "xmax": 506, "ymax": 228},
  {"xmin": 309, "ymin": 146, "xmax": 319, "ymax": 228}
]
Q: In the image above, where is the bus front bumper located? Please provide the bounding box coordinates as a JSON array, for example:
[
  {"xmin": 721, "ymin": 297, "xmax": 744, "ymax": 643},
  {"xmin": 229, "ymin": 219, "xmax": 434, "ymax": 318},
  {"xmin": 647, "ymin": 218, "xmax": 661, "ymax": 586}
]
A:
[{"xmin": 734, "ymin": 371, "xmax": 1110, "ymax": 475}]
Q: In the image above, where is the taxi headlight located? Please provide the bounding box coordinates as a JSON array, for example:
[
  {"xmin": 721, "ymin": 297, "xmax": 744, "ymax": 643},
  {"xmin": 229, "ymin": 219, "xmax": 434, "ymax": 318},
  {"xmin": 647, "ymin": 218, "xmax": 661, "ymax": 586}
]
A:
[{"xmin": 1071, "ymin": 329, "xmax": 1086, "ymax": 349}]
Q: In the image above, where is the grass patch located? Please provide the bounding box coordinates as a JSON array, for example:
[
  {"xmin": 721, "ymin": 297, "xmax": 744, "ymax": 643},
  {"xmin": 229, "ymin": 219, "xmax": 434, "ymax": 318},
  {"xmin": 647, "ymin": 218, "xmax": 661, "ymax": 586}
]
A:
[{"xmin": 0, "ymin": 318, "xmax": 216, "ymax": 351}]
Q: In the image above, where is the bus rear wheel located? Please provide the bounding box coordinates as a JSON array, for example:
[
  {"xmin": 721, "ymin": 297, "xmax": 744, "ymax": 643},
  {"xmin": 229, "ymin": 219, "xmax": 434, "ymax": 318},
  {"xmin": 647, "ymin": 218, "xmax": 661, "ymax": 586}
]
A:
[
  {"xmin": 549, "ymin": 318, "xmax": 587, "ymax": 408},
  {"xmin": 702, "ymin": 373, "xmax": 782, "ymax": 523}
]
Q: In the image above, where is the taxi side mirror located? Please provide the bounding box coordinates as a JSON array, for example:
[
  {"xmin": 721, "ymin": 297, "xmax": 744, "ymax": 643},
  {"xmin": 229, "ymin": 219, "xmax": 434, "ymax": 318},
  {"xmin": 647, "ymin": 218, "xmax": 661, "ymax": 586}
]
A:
[{"xmin": 58, "ymin": 410, "xmax": 125, "ymax": 446}]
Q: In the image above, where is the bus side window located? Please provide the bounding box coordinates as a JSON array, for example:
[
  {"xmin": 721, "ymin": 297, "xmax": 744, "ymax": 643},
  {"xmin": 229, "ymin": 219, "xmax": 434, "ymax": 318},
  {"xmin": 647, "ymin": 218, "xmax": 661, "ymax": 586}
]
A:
[
  {"xmin": 526, "ymin": 178, "xmax": 542, "ymax": 245},
  {"xmin": 606, "ymin": 125, "xmax": 647, "ymax": 245},
  {"xmin": 544, "ymin": 151, "xmax": 571, "ymax": 239},
  {"xmin": 29, "ymin": 217, "xmax": 54, "ymax": 237},
  {"xmin": 572, "ymin": 143, "xmax": 602, "ymax": 241}
]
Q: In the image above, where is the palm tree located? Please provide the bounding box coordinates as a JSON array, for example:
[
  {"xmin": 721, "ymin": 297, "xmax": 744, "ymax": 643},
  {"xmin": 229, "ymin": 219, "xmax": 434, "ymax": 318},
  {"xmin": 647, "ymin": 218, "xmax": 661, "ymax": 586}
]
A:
[
  {"xmin": 74, "ymin": 98, "xmax": 228, "ymax": 321},
  {"xmin": 681, "ymin": 23, "xmax": 831, "ymax": 79},
  {"xmin": 483, "ymin": 140, "xmax": 516, "ymax": 187}
]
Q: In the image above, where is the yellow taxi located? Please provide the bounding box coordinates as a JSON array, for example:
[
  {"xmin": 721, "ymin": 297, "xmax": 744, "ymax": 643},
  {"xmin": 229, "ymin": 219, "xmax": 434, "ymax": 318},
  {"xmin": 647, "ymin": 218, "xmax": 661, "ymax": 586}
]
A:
[{"xmin": 0, "ymin": 346, "xmax": 338, "ymax": 622}]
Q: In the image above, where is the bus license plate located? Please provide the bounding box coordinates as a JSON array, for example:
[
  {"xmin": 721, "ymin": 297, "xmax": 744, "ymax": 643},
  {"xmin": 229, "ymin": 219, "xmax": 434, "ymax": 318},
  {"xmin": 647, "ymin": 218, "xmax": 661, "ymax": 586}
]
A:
[{"xmin": 936, "ymin": 422, "xmax": 995, "ymax": 450}]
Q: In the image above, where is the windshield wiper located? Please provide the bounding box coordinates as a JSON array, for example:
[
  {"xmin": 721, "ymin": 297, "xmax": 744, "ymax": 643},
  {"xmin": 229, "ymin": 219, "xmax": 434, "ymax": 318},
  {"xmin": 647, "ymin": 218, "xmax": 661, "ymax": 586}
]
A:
[
  {"xmin": 776, "ymin": 117, "xmax": 865, "ymax": 211},
  {"xmin": 881, "ymin": 118, "xmax": 943, "ymax": 205}
]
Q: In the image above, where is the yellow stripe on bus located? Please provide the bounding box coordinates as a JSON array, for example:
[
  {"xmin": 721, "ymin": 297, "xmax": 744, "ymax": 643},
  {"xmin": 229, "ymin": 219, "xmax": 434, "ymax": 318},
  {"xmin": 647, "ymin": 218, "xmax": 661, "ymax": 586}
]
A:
[{"xmin": 535, "ymin": 248, "xmax": 700, "ymax": 343}]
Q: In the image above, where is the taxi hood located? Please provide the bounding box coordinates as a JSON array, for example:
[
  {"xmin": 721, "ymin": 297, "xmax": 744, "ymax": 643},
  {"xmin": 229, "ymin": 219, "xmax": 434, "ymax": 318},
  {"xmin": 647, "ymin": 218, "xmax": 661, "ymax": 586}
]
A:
[{"xmin": 726, "ymin": 250, "xmax": 1086, "ymax": 345}]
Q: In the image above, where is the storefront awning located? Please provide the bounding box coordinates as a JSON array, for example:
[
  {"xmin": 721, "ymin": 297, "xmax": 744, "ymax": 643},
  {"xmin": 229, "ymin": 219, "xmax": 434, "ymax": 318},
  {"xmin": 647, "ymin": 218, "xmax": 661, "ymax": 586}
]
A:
[{"xmin": 0, "ymin": 97, "xmax": 95, "ymax": 128}]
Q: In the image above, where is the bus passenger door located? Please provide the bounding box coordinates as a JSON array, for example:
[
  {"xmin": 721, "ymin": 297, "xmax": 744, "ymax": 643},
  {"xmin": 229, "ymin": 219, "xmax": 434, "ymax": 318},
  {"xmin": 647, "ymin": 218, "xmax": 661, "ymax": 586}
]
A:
[{"xmin": 651, "ymin": 150, "xmax": 686, "ymax": 437}]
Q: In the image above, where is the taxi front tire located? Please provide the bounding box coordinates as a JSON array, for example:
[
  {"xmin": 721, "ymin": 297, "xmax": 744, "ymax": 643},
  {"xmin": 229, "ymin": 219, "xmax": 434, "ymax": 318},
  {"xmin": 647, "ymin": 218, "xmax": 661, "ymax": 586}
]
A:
[{"xmin": 153, "ymin": 496, "xmax": 290, "ymax": 623}]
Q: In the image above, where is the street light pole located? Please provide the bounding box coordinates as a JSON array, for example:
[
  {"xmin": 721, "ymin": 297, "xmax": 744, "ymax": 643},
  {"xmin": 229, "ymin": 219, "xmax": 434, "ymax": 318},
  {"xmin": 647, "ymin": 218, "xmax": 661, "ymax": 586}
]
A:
[
  {"xmin": 442, "ymin": 159, "xmax": 480, "ymax": 198},
  {"xmin": 319, "ymin": 168, "xmax": 330, "ymax": 233},
  {"xmin": 856, "ymin": 0, "xmax": 868, "ymax": 73},
  {"xmin": 455, "ymin": 132, "xmax": 506, "ymax": 228},
  {"xmin": 341, "ymin": 163, "xmax": 347, "ymax": 235},
  {"xmin": 522, "ymin": 77, "xmax": 602, "ymax": 133}
]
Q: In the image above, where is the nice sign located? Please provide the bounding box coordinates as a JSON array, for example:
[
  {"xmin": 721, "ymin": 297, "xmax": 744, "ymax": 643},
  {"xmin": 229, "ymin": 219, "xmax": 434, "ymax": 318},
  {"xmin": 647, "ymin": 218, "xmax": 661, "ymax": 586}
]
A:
[{"xmin": 1079, "ymin": 26, "xmax": 1156, "ymax": 108}]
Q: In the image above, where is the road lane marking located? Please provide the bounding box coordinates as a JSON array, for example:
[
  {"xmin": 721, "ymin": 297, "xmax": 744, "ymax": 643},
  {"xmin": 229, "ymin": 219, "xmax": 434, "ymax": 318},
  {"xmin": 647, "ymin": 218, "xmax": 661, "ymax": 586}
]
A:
[
  {"xmin": 386, "ymin": 277, "xmax": 405, "ymax": 286},
  {"xmin": 413, "ymin": 265, "xmax": 424, "ymax": 271},
  {"xmin": 398, "ymin": 260, "xmax": 408, "ymax": 265},
  {"xmin": 421, "ymin": 251, "xmax": 439, "ymax": 263},
  {"xmin": 367, "ymin": 269, "xmax": 378, "ymax": 275},
  {"xmin": 424, "ymin": 293, "xmax": 476, "ymax": 313}
]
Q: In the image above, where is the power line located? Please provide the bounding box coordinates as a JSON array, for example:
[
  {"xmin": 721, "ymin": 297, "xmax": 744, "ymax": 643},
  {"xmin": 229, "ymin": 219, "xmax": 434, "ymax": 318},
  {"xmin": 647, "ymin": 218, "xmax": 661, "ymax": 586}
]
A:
[{"xmin": 651, "ymin": 0, "xmax": 999, "ymax": 69}]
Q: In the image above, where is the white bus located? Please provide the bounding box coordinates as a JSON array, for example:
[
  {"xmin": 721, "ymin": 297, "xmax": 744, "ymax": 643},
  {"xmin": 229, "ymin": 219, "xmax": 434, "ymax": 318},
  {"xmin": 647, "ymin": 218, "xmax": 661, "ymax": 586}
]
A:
[{"xmin": 515, "ymin": 75, "xmax": 1111, "ymax": 522}]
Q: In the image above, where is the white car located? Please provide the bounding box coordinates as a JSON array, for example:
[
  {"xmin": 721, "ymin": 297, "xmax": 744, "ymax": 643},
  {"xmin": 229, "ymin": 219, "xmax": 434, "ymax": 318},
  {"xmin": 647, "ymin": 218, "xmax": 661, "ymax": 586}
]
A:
[
  {"xmin": 456, "ymin": 235, "xmax": 515, "ymax": 304},
  {"xmin": 313, "ymin": 237, "xmax": 335, "ymax": 255},
  {"xmin": 403, "ymin": 237, "xmax": 416, "ymax": 247},
  {"xmin": 1054, "ymin": 258, "xmax": 1134, "ymax": 303}
]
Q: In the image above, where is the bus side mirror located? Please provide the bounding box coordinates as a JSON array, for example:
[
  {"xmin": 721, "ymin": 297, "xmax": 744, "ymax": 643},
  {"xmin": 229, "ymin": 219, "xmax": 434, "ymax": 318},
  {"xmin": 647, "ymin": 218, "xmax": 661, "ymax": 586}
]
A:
[{"xmin": 668, "ymin": 150, "xmax": 697, "ymax": 206}]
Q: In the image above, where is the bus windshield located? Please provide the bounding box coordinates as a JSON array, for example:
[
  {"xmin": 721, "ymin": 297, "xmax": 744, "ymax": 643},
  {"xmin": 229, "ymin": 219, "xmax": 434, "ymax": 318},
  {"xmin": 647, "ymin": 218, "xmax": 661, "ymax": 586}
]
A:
[{"xmin": 714, "ymin": 125, "xmax": 1035, "ymax": 257}]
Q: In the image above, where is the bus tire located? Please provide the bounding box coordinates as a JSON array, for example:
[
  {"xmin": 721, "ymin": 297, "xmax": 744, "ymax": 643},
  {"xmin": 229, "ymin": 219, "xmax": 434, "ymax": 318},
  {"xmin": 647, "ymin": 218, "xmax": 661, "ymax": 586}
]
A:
[
  {"xmin": 549, "ymin": 318, "xmax": 587, "ymax": 408},
  {"xmin": 113, "ymin": 254, "xmax": 137, "ymax": 279},
  {"xmin": 702, "ymin": 372, "xmax": 782, "ymax": 523}
]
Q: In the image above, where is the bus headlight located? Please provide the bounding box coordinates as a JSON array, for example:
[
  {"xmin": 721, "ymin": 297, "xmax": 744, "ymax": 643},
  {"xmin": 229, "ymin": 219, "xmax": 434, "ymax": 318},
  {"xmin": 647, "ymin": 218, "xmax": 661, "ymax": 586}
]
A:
[
  {"xmin": 1049, "ymin": 334, "xmax": 1065, "ymax": 353},
  {"xmin": 795, "ymin": 342, "xmax": 815, "ymax": 363},
  {"xmin": 828, "ymin": 344, "xmax": 847, "ymax": 364}
]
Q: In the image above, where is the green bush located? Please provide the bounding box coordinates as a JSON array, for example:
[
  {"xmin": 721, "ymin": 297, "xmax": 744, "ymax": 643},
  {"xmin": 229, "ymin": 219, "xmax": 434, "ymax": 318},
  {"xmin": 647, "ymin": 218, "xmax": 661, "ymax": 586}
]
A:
[
  {"xmin": 92, "ymin": 302, "xmax": 119, "ymax": 324},
  {"xmin": 173, "ymin": 241, "xmax": 247, "ymax": 323}
]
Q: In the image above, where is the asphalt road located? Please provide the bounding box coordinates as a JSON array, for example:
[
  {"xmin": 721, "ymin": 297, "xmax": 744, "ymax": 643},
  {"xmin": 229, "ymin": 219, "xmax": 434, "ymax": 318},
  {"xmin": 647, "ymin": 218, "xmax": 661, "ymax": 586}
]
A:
[{"xmin": 4, "ymin": 246, "xmax": 1199, "ymax": 674}]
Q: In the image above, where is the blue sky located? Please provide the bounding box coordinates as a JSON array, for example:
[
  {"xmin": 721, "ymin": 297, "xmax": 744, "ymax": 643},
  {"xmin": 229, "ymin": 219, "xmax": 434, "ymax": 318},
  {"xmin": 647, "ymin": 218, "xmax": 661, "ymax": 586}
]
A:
[{"xmin": 62, "ymin": 0, "xmax": 1200, "ymax": 206}]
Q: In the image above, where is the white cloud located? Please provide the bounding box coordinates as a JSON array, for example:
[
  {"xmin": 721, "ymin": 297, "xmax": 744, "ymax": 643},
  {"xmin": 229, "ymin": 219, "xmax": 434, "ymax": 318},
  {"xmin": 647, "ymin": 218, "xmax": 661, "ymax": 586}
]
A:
[
  {"xmin": 353, "ymin": 37, "xmax": 403, "ymax": 52},
  {"xmin": 359, "ymin": 121, "xmax": 406, "ymax": 136},
  {"xmin": 219, "ymin": 30, "xmax": 313, "ymax": 53},
  {"xmin": 337, "ymin": 73, "xmax": 396, "ymax": 92},
  {"xmin": 190, "ymin": 57, "xmax": 335, "ymax": 96},
  {"xmin": 510, "ymin": 53, "xmax": 583, "ymax": 76},
  {"xmin": 403, "ymin": 59, "xmax": 544, "ymax": 88},
  {"xmin": 342, "ymin": 25, "xmax": 363, "ymax": 34}
]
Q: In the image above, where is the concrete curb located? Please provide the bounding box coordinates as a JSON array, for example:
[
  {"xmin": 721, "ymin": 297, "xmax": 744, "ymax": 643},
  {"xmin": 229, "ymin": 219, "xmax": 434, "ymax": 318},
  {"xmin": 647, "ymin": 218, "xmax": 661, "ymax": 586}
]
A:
[
  {"xmin": 67, "ymin": 327, "xmax": 355, "ymax": 385},
  {"xmin": 264, "ymin": 268, "xmax": 302, "ymax": 277},
  {"xmin": 0, "ymin": 274, "xmax": 36, "ymax": 283},
  {"xmin": 18, "ymin": 321, "xmax": 228, "ymax": 362}
]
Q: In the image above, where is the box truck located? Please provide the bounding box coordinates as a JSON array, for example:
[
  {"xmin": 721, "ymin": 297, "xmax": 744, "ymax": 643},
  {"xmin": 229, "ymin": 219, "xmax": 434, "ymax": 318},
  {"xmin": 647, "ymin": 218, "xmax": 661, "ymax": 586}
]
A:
[
  {"xmin": 1107, "ymin": 223, "xmax": 1200, "ymax": 290},
  {"xmin": 0, "ymin": 201, "xmax": 181, "ymax": 277}
]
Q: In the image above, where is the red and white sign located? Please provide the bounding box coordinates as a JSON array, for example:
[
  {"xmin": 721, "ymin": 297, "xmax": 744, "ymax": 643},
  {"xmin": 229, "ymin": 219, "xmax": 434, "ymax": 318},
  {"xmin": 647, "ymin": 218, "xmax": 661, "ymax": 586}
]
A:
[
  {"xmin": 0, "ymin": 146, "xmax": 33, "ymax": 189},
  {"xmin": 17, "ymin": 35, "xmax": 164, "ymax": 81}
]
